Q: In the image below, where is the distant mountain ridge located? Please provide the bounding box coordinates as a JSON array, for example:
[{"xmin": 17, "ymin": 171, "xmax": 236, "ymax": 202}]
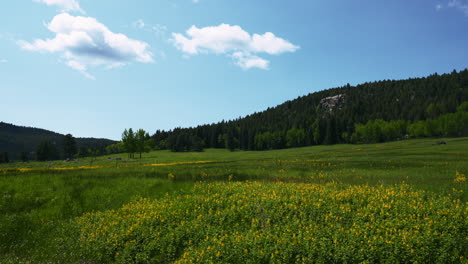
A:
[{"xmin": 0, "ymin": 122, "xmax": 116, "ymax": 160}]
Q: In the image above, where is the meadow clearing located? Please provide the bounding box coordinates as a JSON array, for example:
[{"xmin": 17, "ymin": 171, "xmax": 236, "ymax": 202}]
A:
[{"xmin": 0, "ymin": 138, "xmax": 467, "ymax": 263}]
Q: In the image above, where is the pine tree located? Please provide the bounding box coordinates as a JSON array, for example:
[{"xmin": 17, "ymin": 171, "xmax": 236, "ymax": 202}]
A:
[
  {"xmin": 63, "ymin": 134, "xmax": 77, "ymax": 159},
  {"xmin": 324, "ymin": 118, "xmax": 337, "ymax": 145}
]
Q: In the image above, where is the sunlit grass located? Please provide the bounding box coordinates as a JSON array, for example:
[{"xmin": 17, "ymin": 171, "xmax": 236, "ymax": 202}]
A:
[
  {"xmin": 76, "ymin": 182, "xmax": 468, "ymax": 263},
  {"xmin": 0, "ymin": 137, "xmax": 467, "ymax": 262}
]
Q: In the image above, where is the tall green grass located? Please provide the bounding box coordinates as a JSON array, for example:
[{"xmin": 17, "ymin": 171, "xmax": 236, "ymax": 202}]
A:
[
  {"xmin": 0, "ymin": 138, "xmax": 467, "ymax": 262},
  {"xmin": 0, "ymin": 172, "xmax": 192, "ymax": 262}
]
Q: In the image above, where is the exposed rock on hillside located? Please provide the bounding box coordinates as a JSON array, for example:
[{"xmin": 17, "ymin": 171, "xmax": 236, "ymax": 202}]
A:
[{"xmin": 320, "ymin": 94, "xmax": 346, "ymax": 111}]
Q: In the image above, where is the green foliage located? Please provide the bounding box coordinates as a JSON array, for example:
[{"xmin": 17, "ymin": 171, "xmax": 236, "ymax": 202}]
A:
[
  {"xmin": 122, "ymin": 129, "xmax": 159, "ymax": 158},
  {"xmin": 254, "ymin": 131, "xmax": 284, "ymax": 150},
  {"xmin": 457, "ymin": 101, "xmax": 468, "ymax": 112},
  {"xmin": 191, "ymin": 137, "xmax": 205, "ymax": 152},
  {"xmin": 76, "ymin": 182, "xmax": 467, "ymax": 264},
  {"xmin": 0, "ymin": 122, "xmax": 115, "ymax": 161},
  {"xmin": 225, "ymin": 129, "xmax": 237, "ymax": 151},
  {"xmin": 122, "ymin": 128, "xmax": 136, "ymax": 158},
  {"xmin": 0, "ymin": 171, "xmax": 192, "ymax": 262},
  {"xmin": 352, "ymin": 102, "xmax": 468, "ymax": 143},
  {"xmin": 286, "ymin": 128, "xmax": 306, "ymax": 147},
  {"xmin": 324, "ymin": 118, "xmax": 337, "ymax": 145},
  {"xmin": 63, "ymin": 134, "xmax": 77, "ymax": 159},
  {"xmin": 408, "ymin": 106, "xmax": 468, "ymax": 138},
  {"xmin": 0, "ymin": 152, "xmax": 10, "ymax": 163},
  {"xmin": 78, "ymin": 146, "xmax": 91, "ymax": 158},
  {"xmin": 166, "ymin": 129, "xmax": 205, "ymax": 152},
  {"xmin": 312, "ymin": 119, "xmax": 322, "ymax": 144},
  {"xmin": 36, "ymin": 141, "xmax": 59, "ymax": 161},
  {"xmin": 426, "ymin": 103, "xmax": 442, "ymax": 119},
  {"xmin": 106, "ymin": 142, "xmax": 125, "ymax": 154},
  {"xmin": 135, "ymin": 129, "xmax": 150, "ymax": 158},
  {"xmin": 20, "ymin": 151, "xmax": 29, "ymax": 162},
  {"xmin": 352, "ymin": 119, "xmax": 408, "ymax": 143},
  {"xmin": 408, "ymin": 121, "xmax": 425, "ymax": 138}
]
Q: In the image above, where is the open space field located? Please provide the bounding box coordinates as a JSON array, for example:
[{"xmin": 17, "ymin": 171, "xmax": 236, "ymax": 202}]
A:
[{"xmin": 1, "ymin": 138, "xmax": 467, "ymax": 263}]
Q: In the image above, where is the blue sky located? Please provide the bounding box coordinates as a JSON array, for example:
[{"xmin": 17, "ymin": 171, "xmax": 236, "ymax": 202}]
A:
[{"xmin": 1, "ymin": 0, "xmax": 468, "ymax": 140}]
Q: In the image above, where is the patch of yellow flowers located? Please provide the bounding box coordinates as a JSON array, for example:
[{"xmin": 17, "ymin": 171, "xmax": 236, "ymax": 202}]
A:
[
  {"xmin": 144, "ymin": 161, "xmax": 216, "ymax": 167},
  {"xmin": 0, "ymin": 165, "xmax": 105, "ymax": 174},
  {"xmin": 76, "ymin": 182, "xmax": 467, "ymax": 263},
  {"xmin": 0, "ymin": 160, "xmax": 216, "ymax": 174},
  {"xmin": 454, "ymin": 171, "xmax": 467, "ymax": 183}
]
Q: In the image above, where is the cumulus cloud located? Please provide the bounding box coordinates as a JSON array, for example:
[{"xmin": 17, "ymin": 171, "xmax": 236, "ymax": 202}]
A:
[
  {"xmin": 18, "ymin": 13, "xmax": 154, "ymax": 79},
  {"xmin": 34, "ymin": 0, "xmax": 84, "ymax": 13},
  {"xmin": 172, "ymin": 24, "xmax": 299, "ymax": 70}
]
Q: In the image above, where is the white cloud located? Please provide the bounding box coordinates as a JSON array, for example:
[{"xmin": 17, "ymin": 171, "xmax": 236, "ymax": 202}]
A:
[
  {"xmin": 250, "ymin": 32, "xmax": 299, "ymax": 55},
  {"xmin": 132, "ymin": 19, "xmax": 168, "ymax": 39},
  {"xmin": 172, "ymin": 24, "xmax": 299, "ymax": 70},
  {"xmin": 448, "ymin": 0, "xmax": 468, "ymax": 15},
  {"xmin": 18, "ymin": 13, "xmax": 154, "ymax": 79},
  {"xmin": 133, "ymin": 19, "xmax": 146, "ymax": 29},
  {"xmin": 34, "ymin": 0, "xmax": 84, "ymax": 13},
  {"xmin": 438, "ymin": 0, "xmax": 468, "ymax": 15},
  {"xmin": 66, "ymin": 60, "xmax": 95, "ymax": 79},
  {"xmin": 232, "ymin": 52, "xmax": 269, "ymax": 70},
  {"xmin": 0, "ymin": 59, "xmax": 7, "ymax": 63}
]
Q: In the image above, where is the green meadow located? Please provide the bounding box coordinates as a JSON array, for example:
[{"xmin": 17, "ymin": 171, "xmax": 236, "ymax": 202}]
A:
[{"xmin": 1, "ymin": 138, "xmax": 467, "ymax": 263}]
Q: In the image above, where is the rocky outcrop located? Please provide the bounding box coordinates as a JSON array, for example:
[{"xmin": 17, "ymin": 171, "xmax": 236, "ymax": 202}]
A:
[{"xmin": 319, "ymin": 94, "xmax": 346, "ymax": 111}]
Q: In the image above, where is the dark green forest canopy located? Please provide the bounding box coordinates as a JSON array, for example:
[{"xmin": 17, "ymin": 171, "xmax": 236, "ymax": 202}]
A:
[
  {"xmin": 0, "ymin": 122, "xmax": 116, "ymax": 160},
  {"xmin": 153, "ymin": 69, "xmax": 468, "ymax": 151}
]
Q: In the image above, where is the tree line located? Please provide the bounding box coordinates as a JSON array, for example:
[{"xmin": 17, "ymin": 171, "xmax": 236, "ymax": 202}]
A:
[
  {"xmin": 0, "ymin": 129, "xmax": 157, "ymax": 162},
  {"xmin": 0, "ymin": 122, "xmax": 116, "ymax": 161},
  {"xmin": 351, "ymin": 102, "xmax": 468, "ymax": 143},
  {"xmin": 149, "ymin": 69, "xmax": 468, "ymax": 151},
  {"xmin": 0, "ymin": 134, "xmax": 114, "ymax": 162},
  {"xmin": 3, "ymin": 69, "xmax": 467, "ymax": 161},
  {"xmin": 35, "ymin": 134, "xmax": 79, "ymax": 161},
  {"xmin": 0, "ymin": 152, "xmax": 9, "ymax": 164}
]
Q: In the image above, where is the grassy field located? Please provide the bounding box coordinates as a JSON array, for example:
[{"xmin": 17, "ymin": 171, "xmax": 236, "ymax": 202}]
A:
[{"xmin": 1, "ymin": 138, "xmax": 467, "ymax": 263}]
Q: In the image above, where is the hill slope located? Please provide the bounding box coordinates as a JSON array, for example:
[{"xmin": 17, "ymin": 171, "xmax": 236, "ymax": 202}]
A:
[
  {"xmin": 153, "ymin": 69, "xmax": 468, "ymax": 150},
  {"xmin": 0, "ymin": 122, "xmax": 116, "ymax": 160}
]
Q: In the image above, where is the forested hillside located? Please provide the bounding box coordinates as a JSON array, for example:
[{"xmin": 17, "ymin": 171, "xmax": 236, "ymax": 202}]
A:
[
  {"xmin": 153, "ymin": 69, "xmax": 468, "ymax": 151},
  {"xmin": 0, "ymin": 122, "xmax": 116, "ymax": 160}
]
